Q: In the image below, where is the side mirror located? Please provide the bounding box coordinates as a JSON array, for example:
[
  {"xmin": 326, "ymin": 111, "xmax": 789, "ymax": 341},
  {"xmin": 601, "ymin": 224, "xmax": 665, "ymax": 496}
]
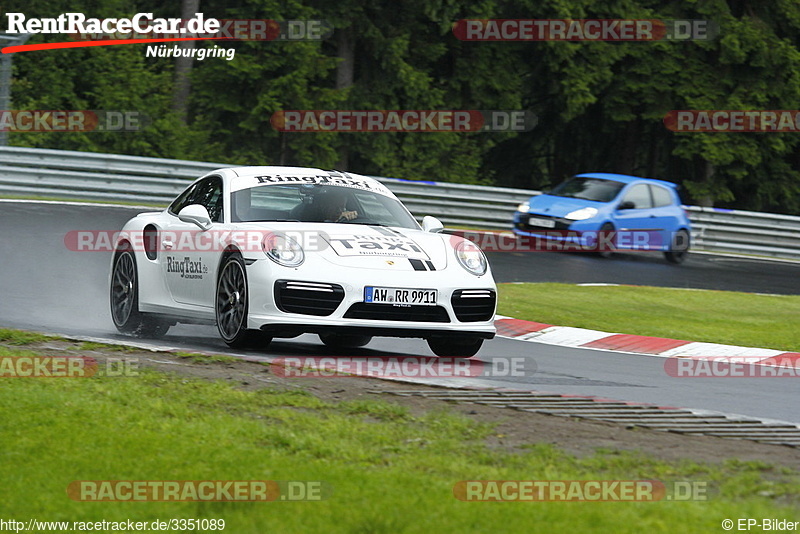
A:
[
  {"xmin": 178, "ymin": 204, "xmax": 213, "ymax": 230},
  {"xmin": 422, "ymin": 215, "xmax": 444, "ymax": 233},
  {"xmin": 617, "ymin": 201, "xmax": 636, "ymax": 210}
]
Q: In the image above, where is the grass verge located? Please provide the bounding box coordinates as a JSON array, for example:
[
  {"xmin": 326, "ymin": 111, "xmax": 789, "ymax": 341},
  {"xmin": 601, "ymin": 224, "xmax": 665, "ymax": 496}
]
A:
[
  {"xmin": 0, "ymin": 342, "xmax": 798, "ymax": 532},
  {"xmin": 0, "ymin": 328, "xmax": 54, "ymax": 345},
  {"xmin": 497, "ymin": 283, "xmax": 800, "ymax": 352}
]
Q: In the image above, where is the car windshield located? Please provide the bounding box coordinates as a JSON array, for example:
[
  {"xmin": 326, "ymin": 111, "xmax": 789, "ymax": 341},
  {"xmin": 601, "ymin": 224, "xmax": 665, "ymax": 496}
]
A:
[
  {"xmin": 230, "ymin": 184, "xmax": 420, "ymax": 229},
  {"xmin": 548, "ymin": 177, "xmax": 625, "ymax": 202}
]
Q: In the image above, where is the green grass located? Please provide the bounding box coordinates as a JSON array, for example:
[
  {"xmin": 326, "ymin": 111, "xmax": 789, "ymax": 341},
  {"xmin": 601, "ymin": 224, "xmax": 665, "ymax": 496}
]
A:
[
  {"xmin": 0, "ymin": 328, "xmax": 55, "ymax": 345},
  {"xmin": 1, "ymin": 343, "xmax": 798, "ymax": 532},
  {"xmin": 79, "ymin": 341, "xmax": 139, "ymax": 352},
  {"xmin": 175, "ymin": 351, "xmax": 239, "ymax": 364},
  {"xmin": 0, "ymin": 331, "xmax": 159, "ymax": 353},
  {"xmin": 497, "ymin": 283, "xmax": 800, "ymax": 352}
]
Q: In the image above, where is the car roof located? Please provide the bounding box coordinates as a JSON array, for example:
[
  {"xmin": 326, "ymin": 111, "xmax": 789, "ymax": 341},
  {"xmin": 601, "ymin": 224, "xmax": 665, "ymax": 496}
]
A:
[
  {"xmin": 574, "ymin": 172, "xmax": 679, "ymax": 189},
  {"xmin": 230, "ymin": 165, "xmax": 330, "ymax": 178},
  {"xmin": 215, "ymin": 166, "xmax": 396, "ymax": 198}
]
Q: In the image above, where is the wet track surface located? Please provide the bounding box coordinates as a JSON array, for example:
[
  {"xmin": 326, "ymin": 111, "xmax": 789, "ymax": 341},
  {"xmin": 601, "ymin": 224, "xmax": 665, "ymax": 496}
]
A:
[
  {"xmin": 487, "ymin": 249, "xmax": 800, "ymax": 295},
  {"xmin": 1, "ymin": 201, "xmax": 799, "ymax": 423}
]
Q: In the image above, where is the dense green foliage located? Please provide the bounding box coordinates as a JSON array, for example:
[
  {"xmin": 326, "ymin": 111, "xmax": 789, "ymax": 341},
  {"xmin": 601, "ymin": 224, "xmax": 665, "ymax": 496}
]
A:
[{"xmin": 5, "ymin": 1, "xmax": 800, "ymax": 212}]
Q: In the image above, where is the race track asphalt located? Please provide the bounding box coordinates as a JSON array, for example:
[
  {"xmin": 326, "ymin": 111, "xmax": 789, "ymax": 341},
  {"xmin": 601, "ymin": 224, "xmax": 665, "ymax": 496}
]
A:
[{"xmin": 1, "ymin": 201, "xmax": 798, "ymax": 423}]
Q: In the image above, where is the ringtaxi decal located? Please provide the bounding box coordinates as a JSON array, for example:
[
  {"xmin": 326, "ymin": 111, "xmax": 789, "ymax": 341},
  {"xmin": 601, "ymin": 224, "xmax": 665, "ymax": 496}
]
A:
[
  {"xmin": 166, "ymin": 256, "xmax": 209, "ymax": 279},
  {"xmin": 251, "ymin": 173, "xmax": 390, "ymax": 195},
  {"xmin": 327, "ymin": 235, "xmax": 430, "ymax": 260}
]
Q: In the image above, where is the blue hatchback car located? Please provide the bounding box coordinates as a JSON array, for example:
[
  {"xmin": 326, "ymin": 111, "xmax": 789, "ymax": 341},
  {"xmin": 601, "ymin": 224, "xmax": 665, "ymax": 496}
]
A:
[{"xmin": 512, "ymin": 173, "xmax": 692, "ymax": 263}]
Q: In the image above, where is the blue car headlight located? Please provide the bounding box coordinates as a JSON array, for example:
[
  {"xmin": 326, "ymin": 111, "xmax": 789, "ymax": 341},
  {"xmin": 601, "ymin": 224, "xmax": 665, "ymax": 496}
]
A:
[{"xmin": 564, "ymin": 207, "xmax": 598, "ymax": 221}]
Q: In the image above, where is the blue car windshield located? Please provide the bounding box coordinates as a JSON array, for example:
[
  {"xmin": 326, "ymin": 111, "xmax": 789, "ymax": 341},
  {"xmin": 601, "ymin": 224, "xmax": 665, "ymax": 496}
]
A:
[{"xmin": 548, "ymin": 177, "xmax": 625, "ymax": 202}]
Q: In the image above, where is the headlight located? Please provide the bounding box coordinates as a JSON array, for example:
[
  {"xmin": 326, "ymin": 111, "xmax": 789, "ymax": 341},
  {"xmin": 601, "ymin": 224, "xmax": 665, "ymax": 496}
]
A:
[
  {"xmin": 455, "ymin": 240, "xmax": 488, "ymax": 276},
  {"xmin": 263, "ymin": 233, "xmax": 305, "ymax": 267},
  {"xmin": 564, "ymin": 207, "xmax": 598, "ymax": 221},
  {"xmin": 517, "ymin": 202, "xmax": 530, "ymax": 213}
]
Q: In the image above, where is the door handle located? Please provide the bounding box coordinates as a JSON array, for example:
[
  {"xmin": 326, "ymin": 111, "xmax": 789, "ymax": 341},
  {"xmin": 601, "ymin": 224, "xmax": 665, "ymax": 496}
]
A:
[{"xmin": 162, "ymin": 240, "xmax": 174, "ymax": 249}]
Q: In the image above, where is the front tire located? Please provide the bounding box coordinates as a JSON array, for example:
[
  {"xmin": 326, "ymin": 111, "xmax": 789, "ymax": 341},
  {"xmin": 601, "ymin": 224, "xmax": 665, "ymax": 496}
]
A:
[
  {"xmin": 216, "ymin": 254, "xmax": 271, "ymax": 349},
  {"xmin": 596, "ymin": 223, "xmax": 616, "ymax": 258},
  {"xmin": 110, "ymin": 246, "xmax": 170, "ymax": 338},
  {"xmin": 427, "ymin": 337, "xmax": 483, "ymax": 358},
  {"xmin": 664, "ymin": 229, "xmax": 690, "ymax": 264}
]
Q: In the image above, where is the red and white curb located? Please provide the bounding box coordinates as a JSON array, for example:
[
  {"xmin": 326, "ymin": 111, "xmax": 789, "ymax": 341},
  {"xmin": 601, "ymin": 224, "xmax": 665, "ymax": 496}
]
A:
[{"xmin": 494, "ymin": 315, "xmax": 799, "ymax": 368}]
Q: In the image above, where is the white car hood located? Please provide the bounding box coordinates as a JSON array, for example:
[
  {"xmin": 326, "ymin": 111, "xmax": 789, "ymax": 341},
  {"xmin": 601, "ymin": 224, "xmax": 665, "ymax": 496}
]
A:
[{"xmin": 237, "ymin": 222, "xmax": 450, "ymax": 271}]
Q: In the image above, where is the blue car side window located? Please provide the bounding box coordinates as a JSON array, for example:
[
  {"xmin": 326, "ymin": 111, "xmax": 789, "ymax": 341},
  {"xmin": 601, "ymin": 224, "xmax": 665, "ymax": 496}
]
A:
[
  {"xmin": 650, "ymin": 185, "xmax": 673, "ymax": 208},
  {"xmin": 621, "ymin": 184, "xmax": 653, "ymax": 209}
]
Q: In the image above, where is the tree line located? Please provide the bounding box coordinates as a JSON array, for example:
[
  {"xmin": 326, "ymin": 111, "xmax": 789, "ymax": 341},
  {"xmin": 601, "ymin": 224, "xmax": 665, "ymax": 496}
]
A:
[{"xmin": 6, "ymin": 0, "xmax": 800, "ymax": 213}]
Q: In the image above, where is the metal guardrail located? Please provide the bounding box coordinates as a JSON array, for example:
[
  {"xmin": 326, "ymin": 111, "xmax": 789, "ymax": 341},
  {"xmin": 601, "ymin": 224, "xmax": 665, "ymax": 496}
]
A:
[
  {"xmin": 0, "ymin": 147, "xmax": 224, "ymax": 203},
  {"xmin": 686, "ymin": 206, "xmax": 800, "ymax": 260},
  {"xmin": 1, "ymin": 146, "xmax": 799, "ymax": 260}
]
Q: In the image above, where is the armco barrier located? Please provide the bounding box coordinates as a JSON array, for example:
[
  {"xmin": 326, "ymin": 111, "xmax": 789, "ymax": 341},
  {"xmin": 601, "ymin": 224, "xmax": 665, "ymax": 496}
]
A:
[{"xmin": 1, "ymin": 146, "xmax": 799, "ymax": 260}]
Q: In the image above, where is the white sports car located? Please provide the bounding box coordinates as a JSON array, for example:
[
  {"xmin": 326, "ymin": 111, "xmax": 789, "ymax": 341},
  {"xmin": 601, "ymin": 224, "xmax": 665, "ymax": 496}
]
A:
[{"xmin": 110, "ymin": 167, "xmax": 496, "ymax": 356}]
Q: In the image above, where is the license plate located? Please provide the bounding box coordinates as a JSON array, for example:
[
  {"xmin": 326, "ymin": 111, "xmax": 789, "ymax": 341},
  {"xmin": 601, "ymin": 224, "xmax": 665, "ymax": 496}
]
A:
[
  {"xmin": 528, "ymin": 216, "xmax": 556, "ymax": 228},
  {"xmin": 364, "ymin": 287, "xmax": 437, "ymax": 306}
]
